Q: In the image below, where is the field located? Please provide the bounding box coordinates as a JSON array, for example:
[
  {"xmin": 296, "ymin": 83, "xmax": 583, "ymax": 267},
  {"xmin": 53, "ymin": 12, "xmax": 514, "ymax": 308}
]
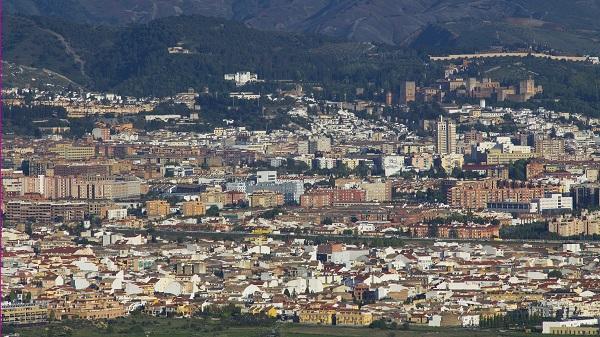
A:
[{"xmin": 10, "ymin": 317, "xmax": 542, "ymax": 337}]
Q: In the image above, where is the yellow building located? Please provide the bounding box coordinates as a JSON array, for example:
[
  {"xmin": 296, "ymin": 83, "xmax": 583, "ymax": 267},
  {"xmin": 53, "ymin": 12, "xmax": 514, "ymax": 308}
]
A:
[
  {"xmin": 182, "ymin": 200, "xmax": 206, "ymax": 217},
  {"xmin": 251, "ymin": 227, "xmax": 273, "ymax": 235},
  {"xmin": 146, "ymin": 200, "xmax": 170, "ymax": 218},
  {"xmin": 299, "ymin": 308, "xmax": 335, "ymax": 325},
  {"xmin": 49, "ymin": 292, "xmax": 126, "ymax": 320},
  {"xmin": 335, "ymin": 310, "xmax": 373, "ymax": 326}
]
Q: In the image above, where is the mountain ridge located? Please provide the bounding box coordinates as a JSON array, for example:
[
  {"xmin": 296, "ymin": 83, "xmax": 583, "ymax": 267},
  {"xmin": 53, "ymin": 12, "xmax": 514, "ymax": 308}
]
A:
[{"xmin": 6, "ymin": 0, "xmax": 600, "ymax": 52}]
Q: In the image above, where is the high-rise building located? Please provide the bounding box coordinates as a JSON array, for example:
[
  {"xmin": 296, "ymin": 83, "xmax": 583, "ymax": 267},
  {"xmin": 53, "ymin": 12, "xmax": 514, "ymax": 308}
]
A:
[
  {"xmin": 519, "ymin": 77, "xmax": 536, "ymax": 97},
  {"xmin": 400, "ymin": 81, "xmax": 416, "ymax": 104},
  {"xmin": 436, "ymin": 116, "xmax": 456, "ymax": 154}
]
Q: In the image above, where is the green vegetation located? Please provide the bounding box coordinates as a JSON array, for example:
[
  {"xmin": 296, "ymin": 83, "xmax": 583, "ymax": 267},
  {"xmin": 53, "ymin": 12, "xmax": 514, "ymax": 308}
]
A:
[
  {"xmin": 499, "ymin": 222, "xmax": 559, "ymax": 240},
  {"xmin": 10, "ymin": 316, "xmax": 548, "ymax": 337},
  {"xmin": 508, "ymin": 160, "xmax": 528, "ymax": 181},
  {"xmin": 2, "ymin": 104, "xmax": 95, "ymax": 138},
  {"xmin": 469, "ymin": 57, "xmax": 600, "ymax": 117},
  {"xmin": 479, "ymin": 310, "xmax": 544, "ymax": 329},
  {"xmin": 4, "ymin": 14, "xmax": 436, "ymax": 98}
]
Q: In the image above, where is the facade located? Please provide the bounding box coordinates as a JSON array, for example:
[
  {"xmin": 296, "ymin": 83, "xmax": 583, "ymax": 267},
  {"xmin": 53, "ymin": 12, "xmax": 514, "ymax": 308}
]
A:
[
  {"xmin": 5, "ymin": 200, "xmax": 87, "ymax": 223},
  {"xmin": 246, "ymin": 181, "xmax": 304, "ymax": 204},
  {"xmin": 447, "ymin": 179, "xmax": 557, "ymax": 210},
  {"xmin": 548, "ymin": 211, "xmax": 600, "ymax": 237},
  {"xmin": 146, "ymin": 200, "xmax": 170, "ymax": 218},
  {"xmin": 400, "ymin": 81, "xmax": 416, "ymax": 104},
  {"xmin": 256, "ymin": 171, "xmax": 277, "ymax": 183},
  {"xmin": 359, "ymin": 181, "xmax": 392, "ymax": 202},
  {"xmin": 181, "ymin": 200, "xmax": 206, "ymax": 217},
  {"xmin": 49, "ymin": 144, "xmax": 95, "ymax": 160},
  {"xmin": 248, "ymin": 191, "xmax": 284, "ymax": 208},
  {"xmin": 535, "ymin": 137, "xmax": 566, "ymax": 160},
  {"xmin": 484, "ymin": 147, "xmax": 535, "ymax": 165},
  {"xmin": 2, "ymin": 303, "xmax": 48, "ymax": 325},
  {"xmin": 335, "ymin": 310, "xmax": 373, "ymax": 326},
  {"xmin": 436, "ymin": 116, "xmax": 457, "ymax": 154},
  {"xmin": 301, "ymin": 188, "xmax": 366, "ymax": 208},
  {"xmin": 49, "ymin": 292, "xmax": 126, "ymax": 320},
  {"xmin": 572, "ymin": 184, "xmax": 600, "ymax": 209}
]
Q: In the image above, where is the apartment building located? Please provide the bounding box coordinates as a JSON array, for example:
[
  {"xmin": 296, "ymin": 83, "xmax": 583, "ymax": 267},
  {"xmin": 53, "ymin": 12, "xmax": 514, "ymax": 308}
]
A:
[
  {"xmin": 300, "ymin": 188, "xmax": 366, "ymax": 208},
  {"xmin": 146, "ymin": 200, "xmax": 170, "ymax": 218},
  {"xmin": 2, "ymin": 303, "xmax": 48, "ymax": 325},
  {"xmin": 436, "ymin": 116, "xmax": 457, "ymax": 155},
  {"xmin": 248, "ymin": 191, "xmax": 284, "ymax": 208},
  {"xmin": 447, "ymin": 179, "xmax": 557, "ymax": 210},
  {"xmin": 49, "ymin": 144, "xmax": 95, "ymax": 160},
  {"xmin": 181, "ymin": 200, "xmax": 206, "ymax": 217},
  {"xmin": 5, "ymin": 200, "xmax": 87, "ymax": 223},
  {"xmin": 548, "ymin": 211, "xmax": 600, "ymax": 237}
]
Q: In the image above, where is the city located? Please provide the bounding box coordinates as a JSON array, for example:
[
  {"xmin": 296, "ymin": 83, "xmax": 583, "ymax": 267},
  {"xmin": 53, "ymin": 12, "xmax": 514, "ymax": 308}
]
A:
[{"xmin": 4, "ymin": 2, "xmax": 600, "ymax": 337}]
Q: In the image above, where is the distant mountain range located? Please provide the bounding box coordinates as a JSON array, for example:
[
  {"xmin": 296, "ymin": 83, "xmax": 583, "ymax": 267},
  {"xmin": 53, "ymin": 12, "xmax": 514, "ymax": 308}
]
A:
[{"xmin": 6, "ymin": 0, "xmax": 600, "ymax": 52}]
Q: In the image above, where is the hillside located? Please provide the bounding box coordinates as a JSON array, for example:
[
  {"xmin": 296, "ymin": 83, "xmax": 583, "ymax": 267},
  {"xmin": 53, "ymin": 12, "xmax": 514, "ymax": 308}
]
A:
[
  {"xmin": 6, "ymin": 0, "xmax": 600, "ymax": 53},
  {"xmin": 3, "ymin": 14, "xmax": 430, "ymax": 97}
]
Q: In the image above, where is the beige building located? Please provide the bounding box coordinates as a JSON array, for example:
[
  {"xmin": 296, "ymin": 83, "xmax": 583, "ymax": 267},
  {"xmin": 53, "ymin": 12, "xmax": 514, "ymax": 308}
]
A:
[
  {"xmin": 182, "ymin": 200, "xmax": 206, "ymax": 217},
  {"xmin": 49, "ymin": 144, "xmax": 95, "ymax": 160},
  {"xmin": 549, "ymin": 211, "xmax": 600, "ymax": 237},
  {"xmin": 146, "ymin": 200, "xmax": 170, "ymax": 218},
  {"xmin": 249, "ymin": 191, "xmax": 284, "ymax": 208},
  {"xmin": 2, "ymin": 303, "xmax": 48, "ymax": 325},
  {"xmin": 436, "ymin": 116, "xmax": 456, "ymax": 154},
  {"xmin": 535, "ymin": 137, "xmax": 566, "ymax": 160},
  {"xmin": 359, "ymin": 181, "xmax": 392, "ymax": 202},
  {"xmin": 411, "ymin": 152, "xmax": 434, "ymax": 171},
  {"xmin": 485, "ymin": 148, "xmax": 535, "ymax": 165},
  {"xmin": 440, "ymin": 153, "xmax": 465, "ymax": 172}
]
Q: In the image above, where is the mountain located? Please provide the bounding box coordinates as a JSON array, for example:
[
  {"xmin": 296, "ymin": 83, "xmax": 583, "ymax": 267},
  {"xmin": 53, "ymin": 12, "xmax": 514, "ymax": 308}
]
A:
[
  {"xmin": 6, "ymin": 0, "xmax": 600, "ymax": 53},
  {"xmin": 2, "ymin": 14, "xmax": 429, "ymax": 96}
]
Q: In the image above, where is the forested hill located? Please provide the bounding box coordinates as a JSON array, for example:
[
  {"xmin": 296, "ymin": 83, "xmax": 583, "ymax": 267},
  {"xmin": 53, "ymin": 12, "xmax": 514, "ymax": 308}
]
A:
[
  {"xmin": 6, "ymin": 0, "xmax": 600, "ymax": 54},
  {"xmin": 3, "ymin": 14, "xmax": 430, "ymax": 97}
]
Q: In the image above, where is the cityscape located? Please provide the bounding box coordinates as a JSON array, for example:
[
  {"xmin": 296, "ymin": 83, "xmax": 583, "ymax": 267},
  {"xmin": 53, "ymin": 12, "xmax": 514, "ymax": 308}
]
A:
[{"xmin": 4, "ymin": 2, "xmax": 600, "ymax": 337}]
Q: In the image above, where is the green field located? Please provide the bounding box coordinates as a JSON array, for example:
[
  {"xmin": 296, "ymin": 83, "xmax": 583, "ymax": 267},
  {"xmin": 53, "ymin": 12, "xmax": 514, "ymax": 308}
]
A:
[{"xmin": 10, "ymin": 316, "xmax": 545, "ymax": 337}]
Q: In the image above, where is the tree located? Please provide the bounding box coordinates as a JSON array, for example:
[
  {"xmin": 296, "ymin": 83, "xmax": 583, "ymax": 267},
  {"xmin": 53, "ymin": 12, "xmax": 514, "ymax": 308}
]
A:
[
  {"xmin": 509, "ymin": 159, "xmax": 528, "ymax": 181},
  {"xmin": 548, "ymin": 270, "xmax": 563, "ymax": 279},
  {"xmin": 353, "ymin": 163, "xmax": 370, "ymax": 178},
  {"xmin": 206, "ymin": 205, "xmax": 220, "ymax": 217}
]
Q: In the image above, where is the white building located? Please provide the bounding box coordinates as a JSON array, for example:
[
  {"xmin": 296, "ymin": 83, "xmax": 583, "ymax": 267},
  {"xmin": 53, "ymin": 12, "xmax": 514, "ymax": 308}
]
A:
[
  {"xmin": 106, "ymin": 208, "xmax": 128, "ymax": 221},
  {"xmin": 256, "ymin": 171, "xmax": 277, "ymax": 183},
  {"xmin": 542, "ymin": 319, "xmax": 599, "ymax": 334},
  {"xmin": 535, "ymin": 194, "xmax": 573, "ymax": 212},
  {"xmin": 383, "ymin": 155, "xmax": 405, "ymax": 176},
  {"xmin": 224, "ymin": 71, "xmax": 258, "ymax": 86}
]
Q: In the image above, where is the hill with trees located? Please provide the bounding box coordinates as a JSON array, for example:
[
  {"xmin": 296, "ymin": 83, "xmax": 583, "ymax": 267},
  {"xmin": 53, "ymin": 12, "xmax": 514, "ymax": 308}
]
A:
[
  {"xmin": 6, "ymin": 0, "xmax": 600, "ymax": 54},
  {"xmin": 3, "ymin": 14, "xmax": 433, "ymax": 97}
]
